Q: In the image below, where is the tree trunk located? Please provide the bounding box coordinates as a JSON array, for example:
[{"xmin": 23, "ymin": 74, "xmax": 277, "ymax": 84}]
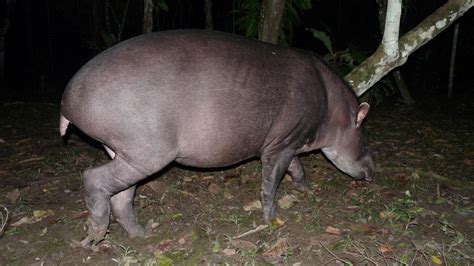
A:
[
  {"xmin": 448, "ymin": 23, "xmax": 459, "ymax": 98},
  {"xmin": 377, "ymin": 0, "xmax": 415, "ymax": 105},
  {"xmin": 258, "ymin": 0, "xmax": 286, "ymax": 44},
  {"xmin": 143, "ymin": 0, "xmax": 154, "ymax": 34},
  {"xmin": 345, "ymin": 0, "xmax": 474, "ymax": 96},
  {"xmin": 204, "ymin": 0, "xmax": 213, "ymax": 30}
]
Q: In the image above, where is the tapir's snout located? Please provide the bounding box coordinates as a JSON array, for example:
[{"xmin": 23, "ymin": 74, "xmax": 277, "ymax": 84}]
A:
[{"xmin": 358, "ymin": 154, "xmax": 374, "ymax": 182}]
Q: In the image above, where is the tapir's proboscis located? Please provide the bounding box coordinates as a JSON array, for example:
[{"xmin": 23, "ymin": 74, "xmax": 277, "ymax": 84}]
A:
[{"xmin": 59, "ymin": 30, "xmax": 374, "ymax": 246}]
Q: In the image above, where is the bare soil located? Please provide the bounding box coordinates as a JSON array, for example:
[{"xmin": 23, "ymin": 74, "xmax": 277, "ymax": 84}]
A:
[{"xmin": 0, "ymin": 98, "xmax": 473, "ymax": 265}]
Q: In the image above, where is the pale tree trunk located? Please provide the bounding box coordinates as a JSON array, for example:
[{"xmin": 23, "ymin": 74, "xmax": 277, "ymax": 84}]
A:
[
  {"xmin": 448, "ymin": 23, "xmax": 459, "ymax": 98},
  {"xmin": 377, "ymin": 0, "xmax": 415, "ymax": 105},
  {"xmin": 345, "ymin": 0, "xmax": 474, "ymax": 96},
  {"xmin": 259, "ymin": 0, "xmax": 286, "ymax": 44},
  {"xmin": 143, "ymin": 0, "xmax": 154, "ymax": 34},
  {"xmin": 204, "ymin": 0, "xmax": 213, "ymax": 30}
]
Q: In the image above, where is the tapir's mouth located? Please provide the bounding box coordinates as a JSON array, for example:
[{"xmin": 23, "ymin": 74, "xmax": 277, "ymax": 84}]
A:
[{"xmin": 359, "ymin": 167, "xmax": 374, "ymax": 182}]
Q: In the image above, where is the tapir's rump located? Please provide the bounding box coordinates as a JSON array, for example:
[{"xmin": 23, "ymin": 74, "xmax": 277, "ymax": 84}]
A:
[{"xmin": 60, "ymin": 29, "xmax": 373, "ymax": 244}]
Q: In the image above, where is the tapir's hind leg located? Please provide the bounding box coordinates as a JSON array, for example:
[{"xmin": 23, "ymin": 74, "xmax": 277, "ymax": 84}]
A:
[
  {"xmin": 110, "ymin": 185, "xmax": 144, "ymax": 238},
  {"xmin": 82, "ymin": 156, "xmax": 146, "ymax": 245}
]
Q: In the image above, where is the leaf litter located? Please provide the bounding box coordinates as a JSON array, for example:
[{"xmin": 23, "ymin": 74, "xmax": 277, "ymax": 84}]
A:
[{"xmin": 0, "ymin": 100, "xmax": 473, "ymax": 264}]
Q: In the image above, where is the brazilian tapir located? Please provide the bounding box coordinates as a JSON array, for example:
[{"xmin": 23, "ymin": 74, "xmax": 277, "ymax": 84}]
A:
[{"xmin": 59, "ymin": 29, "xmax": 374, "ymax": 245}]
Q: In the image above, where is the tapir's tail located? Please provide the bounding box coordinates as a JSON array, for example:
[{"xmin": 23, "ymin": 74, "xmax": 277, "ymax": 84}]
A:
[{"xmin": 59, "ymin": 114, "xmax": 70, "ymax": 137}]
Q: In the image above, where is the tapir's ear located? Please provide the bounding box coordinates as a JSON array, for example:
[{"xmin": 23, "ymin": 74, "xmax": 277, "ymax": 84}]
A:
[{"xmin": 355, "ymin": 102, "xmax": 370, "ymax": 127}]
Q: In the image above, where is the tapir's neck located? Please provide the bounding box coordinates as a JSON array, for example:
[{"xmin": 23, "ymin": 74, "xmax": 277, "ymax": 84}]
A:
[{"xmin": 306, "ymin": 60, "xmax": 359, "ymax": 151}]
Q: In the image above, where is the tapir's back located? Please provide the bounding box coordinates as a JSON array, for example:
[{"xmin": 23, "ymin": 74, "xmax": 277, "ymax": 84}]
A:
[{"xmin": 60, "ymin": 30, "xmax": 325, "ymax": 172}]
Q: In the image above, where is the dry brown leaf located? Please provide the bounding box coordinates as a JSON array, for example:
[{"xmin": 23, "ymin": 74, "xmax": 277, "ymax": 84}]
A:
[
  {"xmin": 222, "ymin": 248, "xmax": 236, "ymax": 256},
  {"xmin": 231, "ymin": 239, "xmax": 258, "ymax": 252},
  {"xmin": 379, "ymin": 210, "xmax": 397, "ymax": 220},
  {"xmin": 158, "ymin": 239, "xmax": 173, "ymax": 251},
  {"xmin": 6, "ymin": 188, "xmax": 20, "ymax": 204},
  {"xmin": 223, "ymin": 191, "xmax": 233, "ymax": 200},
  {"xmin": 201, "ymin": 175, "xmax": 214, "ymax": 181},
  {"xmin": 278, "ymin": 194, "xmax": 297, "ymax": 210},
  {"xmin": 243, "ymin": 200, "xmax": 262, "ymax": 211},
  {"xmin": 183, "ymin": 176, "xmax": 193, "ymax": 182},
  {"xmin": 378, "ymin": 244, "xmax": 392, "ymax": 253},
  {"xmin": 262, "ymin": 237, "xmax": 289, "ymax": 258},
  {"xmin": 11, "ymin": 217, "xmax": 32, "ymax": 227},
  {"xmin": 71, "ymin": 210, "xmax": 89, "ymax": 219},
  {"xmin": 208, "ymin": 183, "xmax": 220, "ymax": 194},
  {"xmin": 325, "ymin": 226, "xmax": 342, "ymax": 235}
]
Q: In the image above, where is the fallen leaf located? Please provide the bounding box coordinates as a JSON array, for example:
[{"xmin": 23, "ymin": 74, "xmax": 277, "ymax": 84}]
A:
[
  {"xmin": 0, "ymin": 138, "xmax": 6, "ymax": 144},
  {"xmin": 278, "ymin": 194, "xmax": 297, "ymax": 210},
  {"xmin": 464, "ymin": 159, "xmax": 473, "ymax": 166},
  {"xmin": 325, "ymin": 226, "xmax": 341, "ymax": 235},
  {"xmin": 243, "ymin": 200, "xmax": 262, "ymax": 211},
  {"xmin": 40, "ymin": 227, "xmax": 48, "ymax": 236},
  {"xmin": 158, "ymin": 239, "xmax": 173, "ymax": 252},
  {"xmin": 222, "ymin": 248, "xmax": 236, "ymax": 256},
  {"xmin": 183, "ymin": 176, "xmax": 193, "ymax": 182},
  {"xmin": 379, "ymin": 210, "xmax": 397, "ymax": 220},
  {"xmin": 71, "ymin": 210, "xmax": 89, "ymax": 219},
  {"xmin": 349, "ymin": 223, "xmax": 378, "ymax": 234},
  {"xmin": 208, "ymin": 183, "xmax": 220, "ymax": 194},
  {"xmin": 201, "ymin": 175, "xmax": 214, "ymax": 181},
  {"xmin": 6, "ymin": 188, "xmax": 20, "ymax": 204},
  {"xmin": 223, "ymin": 191, "xmax": 233, "ymax": 200},
  {"xmin": 231, "ymin": 239, "xmax": 258, "ymax": 252},
  {"xmin": 33, "ymin": 209, "xmax": 55, "ymax": 219},
  {"xmin": 11, "ymin": 217, "xmax": 32, "ymax": 227},
  {"xmin": 271, "ymin": 217, "xmax": 285, "ymax": 227},
  {"xmin": 262, "ymin": 237, "xmax": 289, "ymax": 258},
  {"xmin": 378, "ymin": 244, "xmax": 392, "ymax": 253},
  {"xmin": 282, "ymin": 174, "xmax": 292, "ymax": 183},
  {"xmin": 431, "ymin": 255, "xmax": 442, "ymax": 265}
]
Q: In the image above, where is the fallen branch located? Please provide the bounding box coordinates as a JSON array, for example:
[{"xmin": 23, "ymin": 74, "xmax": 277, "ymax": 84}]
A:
[
  {"xmin": 319, "ymin": 240, "xmax": 353, "ymax": 265},
  {"xmin": 232, "ymin": 224, "xmax": 268, "ymax": 239}
]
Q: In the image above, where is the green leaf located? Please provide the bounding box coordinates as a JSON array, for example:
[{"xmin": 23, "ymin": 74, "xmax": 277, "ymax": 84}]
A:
[
  {"xmin": 309, "ymin": 29, "xmax": 333, "ymax": 55},
  {"xmin": 157, "ymin": 0, "xmax": 169, "ymax": 12}
]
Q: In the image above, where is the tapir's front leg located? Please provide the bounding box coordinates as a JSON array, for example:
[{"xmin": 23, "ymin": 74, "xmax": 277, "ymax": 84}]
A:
[
  {"xmin": 287, "ymin": 157, "xmax": 309, "ymax": 192},
  {"xmin": 260, "ymin": 149, "xmax": 295, "ymax": 222}
]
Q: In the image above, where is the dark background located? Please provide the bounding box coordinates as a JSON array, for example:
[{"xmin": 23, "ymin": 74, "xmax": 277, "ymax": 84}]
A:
[{"xmin": 0, "ymin": 0, "xmax": 473, "ymax": 102}]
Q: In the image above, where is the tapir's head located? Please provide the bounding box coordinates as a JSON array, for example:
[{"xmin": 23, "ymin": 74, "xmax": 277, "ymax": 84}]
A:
[{"xmin": 321, "ymin": 102, "xmax": 374, "ymax": 182}]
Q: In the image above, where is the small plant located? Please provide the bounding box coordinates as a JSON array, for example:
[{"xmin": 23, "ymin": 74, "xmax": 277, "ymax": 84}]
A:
[
  {"xmin": 112, "ymin": 244, "xmax": 138, "ymax": 265},
  {"xmin": 228, "ymin": 214, "xmax": 243, "ymax": 232}
]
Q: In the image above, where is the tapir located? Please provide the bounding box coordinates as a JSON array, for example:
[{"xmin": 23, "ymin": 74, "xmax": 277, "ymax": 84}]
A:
[{"xmin": 59, "ymin": 29, "xmax": 374, "ymax": 245}]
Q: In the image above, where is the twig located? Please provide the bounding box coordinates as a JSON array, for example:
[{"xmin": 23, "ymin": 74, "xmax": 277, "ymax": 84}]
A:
[
  {"xmin": 410, "ymin": 241, "xmax": 420, "ymax": 266},
  {"xmin": 319, "ymin": 240, "xmax": 353, "ymax": 265},
  {"xmin": 348, "ymin": 241, "xmax": 378, "ymax": 265},
  {"xmin": 232, "ymin": 224, "xmax": 268, "ymax": 239},
  {"xmin": 0, "ymin": 206, "xmax": 9, "ymax": 237}
]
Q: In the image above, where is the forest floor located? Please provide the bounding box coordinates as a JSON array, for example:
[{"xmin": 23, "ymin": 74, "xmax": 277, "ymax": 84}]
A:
[{"xmin": 0, "ymin": 96, "xmax": 473, "ymax": 265}]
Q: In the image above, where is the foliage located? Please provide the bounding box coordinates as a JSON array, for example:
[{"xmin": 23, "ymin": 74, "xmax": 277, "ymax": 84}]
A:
[
  {"xmin": 234, "ymin": 0, "xmax": 312, "ymax": 46},
  {"xmin": 88, "ymin": 0, "xmax": 168, "ymax": 53}
]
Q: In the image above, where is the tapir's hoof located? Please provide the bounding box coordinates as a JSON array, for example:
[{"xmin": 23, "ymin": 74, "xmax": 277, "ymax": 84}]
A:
[
  {"xmin": 85, "ymin": 218, "xmax": 108, "ymax": 243},
  {"xmin": 127, "ymin": 225, "xmax": 146, "ymax": 239},
  {"xmin": 292, "ymin": 181, "xmax": 310, "ymax": 194}
]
